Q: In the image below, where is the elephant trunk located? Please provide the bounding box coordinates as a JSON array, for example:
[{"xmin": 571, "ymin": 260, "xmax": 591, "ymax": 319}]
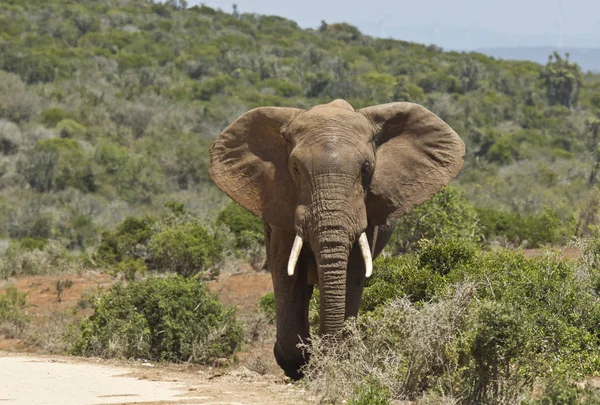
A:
[
  {"xmin": 304, "ymin": 174, "xmax": 370, "ymax": 336},
  {"xmin": 309, "ymin": 200, "xmax": 353, "ymax": 335},
  {"xmin": 317, "ymin": 239, "xmax": 349, "ymax": 336}
]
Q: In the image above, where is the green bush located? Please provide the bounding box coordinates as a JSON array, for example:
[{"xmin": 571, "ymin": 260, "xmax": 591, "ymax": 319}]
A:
[
  {"xmin": 94, "ymin": 215, "xmax": 157, "ymax": 265},
  {"xmin": 41, "ymin": 108, "xmax": 77, "ymax": 127},
  {"xmin": 57, "ymin": 212, "xmax": 98, "ymax": 250},
  {"xmin": 2, "ymin": 240, "xmax": 72, "ymax": 278},
  {"xmin": 362, "ymin": 238, "xmax": 477, "ymax": 312},
  {"xmin": 477, "ymin": 206, "xmax": 575, "ymax": 247},
  {"xmin": 18, "ymin": 138, "xmax": 97, "ymax": 193},
  {"xmin": 388, "ymin": 187, "xmax": 481, "ymax": 254},
  {"xmin": 417, "ymin": 238, "xmax": 478, "ymax": 276},
  {"xmin": 147, "ymin": 221, "xmax": 224, "ymax": 278},
  {"xmin": 361, "ymin": 255, "xmax": 440, "ymax": 312},
  {"xmin": 348, "ymin": 376, "xmax": 391, "ymax": 405},
  {"xmin": 70, "ymin": 276, "xmax": 243, "ymax": 363},
  {"xmin": 56, "ymin": 119, "xmax": 86, "ymax": 139},
  {"xmin": 461, "ymin": 300, "xmax": 535, "ymax": 404},
  {"xmin": 523, "ymin": 377, "xmax": 600, "ymax": 405},
  {"xmin": 0, "ymin": 286, "xmax": 29, "ymax": 338},
  {"xmin": 113, "ymin": 258, "xmax": 147, "ymax": 281},
  {"xmin": 94, "ymin": 209, "xmax": 223, "ymax": 279},
  {"xmin": 13, "ymin": 237, "xmax": 47, "ymax": 251},
  {"xmin": 259, "ymin": 291, "xmax": 276, "ymax": 323},
  {"xmin": 306, "ymin": 241, "xmax": 600, "ymax": 403},
  {"xmin": 217, "ymin": 202, "xmax": 264, "ymax": 250}
]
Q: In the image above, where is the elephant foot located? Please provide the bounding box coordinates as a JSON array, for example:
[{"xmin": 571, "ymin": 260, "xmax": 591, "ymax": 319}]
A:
[{"xmin": 274, "ymin": 343, "xmax": 308, "ymax": 380}]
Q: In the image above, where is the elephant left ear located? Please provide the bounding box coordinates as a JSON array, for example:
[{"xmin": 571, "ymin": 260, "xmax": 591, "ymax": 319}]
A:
[{"xmin": 359, "ymin": 102, "xmax": 465, "ymax": 226}]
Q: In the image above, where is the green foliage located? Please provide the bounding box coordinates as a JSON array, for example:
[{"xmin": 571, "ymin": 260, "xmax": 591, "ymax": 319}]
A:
[
  {"xmin": 0, "ymin": 0, "xmax": 597, "ymax": 258},
  {"xmin": 307, "ymin": 240, "xmax": 600, "ymax": 403},
  {"xmin": 70, "ymin": 276, "xmax": 243, "ymax": 363},
  {"xmin": 13, "ymin": 237, "xmax": 47, "ymax": 251},
  {"xmin": 461, "ymin": 300, "xmax": 535, "ymax": 403},
  {"xmin": 94, "ymin": 215, "xmax": 157, "ymax": 265},
  {"xmin": 18, "ymin": 138, "xmax": 97, "ymax": 193},
  {"xmin": 94, "ymin": 207, "xmax": 224, "ymax": 279},
  {"xmin": 147, "ymin": 221, "xmax": 224, "ymax": 278},
  {"xmin": 388, "ymin": 187, "xmax": 481, "ymax": 254},
  {"xmin": 0, "ymin": 286, "xmax": 29, "ymax": 338},
  {"xmin": 477, "ymin": 206, "xmax": 575, "ymax": 247},
  {"xmin": 541, "ymin": 52, "xmax": 582, "ymax": 108},
  {"xmin": 41, "ymin": 108, "xmax": 77, "ymax": 127},
  {"xmin": 56, "ymin": 119, "xmax": 86, "ymax": 139},
  {"xmin": 348, "ymin": 376, "xmax": 391, "ymax": 405},
  {"xmin": 361, "ymin": 255, "xmax": 440, "ymax": 312},
  {"xmin": 362, "ymin": 238, "xmax": 478, "ymax": 312},
  {"xmin": 324, "ymin": 22, "xmax": 362, "ymax": 42},
  {"xmin": 58, "ymin": 212, "xmax": 98, "ymax": 250},
  {"xmin": 393, "ymin": 76, "xmax": 425, "ymax": 102},
  {"xmin": 216, "ymin": 202, "xmax": 264, "ymax": 250},
  {"xmin": 114, "ymin": 258, "xmax": 147, "ymax": 281},
  {"xmin": 1, "ymin": 239, "xmax": 72, "ymax": 278},
  {"xmin": 417, "ymin": 238, "xmax": 479, "ymax": 276},
  {"xmin": 524, "ymin": 377, "xmax": 600, "ymax": 405},
  {"xmin": 259, "ymin": 291, "xmax": 276, "ymax": 323}
]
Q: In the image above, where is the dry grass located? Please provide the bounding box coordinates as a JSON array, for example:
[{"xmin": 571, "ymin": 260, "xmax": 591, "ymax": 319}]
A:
[
  {"xmin": 23, "ymin": 311, "xmax": 72, "ymax": 354},
  {"xmin": 300, "ymin": 283, "xmax": 477, "ymax": 404}
]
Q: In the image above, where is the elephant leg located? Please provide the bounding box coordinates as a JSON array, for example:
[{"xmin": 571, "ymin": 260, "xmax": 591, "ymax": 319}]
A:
[
  {"xmin": 266, "ymin": 225, "xmax": 313, "ymax": 379},
  {"xmin": 345, "ymin": 224, "xmax": 394, "ymax": 318}
]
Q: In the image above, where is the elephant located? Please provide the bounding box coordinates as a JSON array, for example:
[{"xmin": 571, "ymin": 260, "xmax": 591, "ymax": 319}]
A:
[{"xmin": 209, "ymin": 99, "xmax": 465, "ymax": 379}]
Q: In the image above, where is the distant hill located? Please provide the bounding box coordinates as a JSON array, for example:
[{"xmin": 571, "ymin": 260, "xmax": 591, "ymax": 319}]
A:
[{"xmin": 477, "ymin": 47, "xmax": 600, "ymax": 72}]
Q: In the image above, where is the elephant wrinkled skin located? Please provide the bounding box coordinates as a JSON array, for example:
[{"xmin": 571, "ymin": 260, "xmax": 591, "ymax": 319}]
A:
[{"xmin": 209, "ymin": 99, "xmax": 465, "ymax": 379}]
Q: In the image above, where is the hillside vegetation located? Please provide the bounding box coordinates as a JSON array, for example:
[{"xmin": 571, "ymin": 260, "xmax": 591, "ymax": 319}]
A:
[{"xmin": 0, "ymin": 0, "xmax": 599, "ymax": 255}]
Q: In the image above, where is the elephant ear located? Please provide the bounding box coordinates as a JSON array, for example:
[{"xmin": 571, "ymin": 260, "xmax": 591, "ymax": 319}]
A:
[
  {"xmin": 210, "ymin": 107, "xmax": 304, "ymax": 230},
  {"xmin": 360, "ymin": 102, "xmax": 465, "ymax": 226}
]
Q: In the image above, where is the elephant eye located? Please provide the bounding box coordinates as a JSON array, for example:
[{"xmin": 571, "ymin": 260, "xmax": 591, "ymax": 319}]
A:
[
  {"xmin": 361, "ymin": 161, "xmax": 373, "ymax": 185},
  {"xmin": 361, "ymin": 161, "xmax": 372, "ymax": 175}
]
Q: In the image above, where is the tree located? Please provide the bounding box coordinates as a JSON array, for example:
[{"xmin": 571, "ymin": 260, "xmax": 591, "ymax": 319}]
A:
[
  {"xmin": 460, "ymin": 57, "xmax": 480, "ymax": 92},
  {"xmin": 541, "ymin": 52, "xmax": 582, "ymax": 108},
  {"xmin": 587, "ymin": 120, "xmax": 600, "ymax": 186}
]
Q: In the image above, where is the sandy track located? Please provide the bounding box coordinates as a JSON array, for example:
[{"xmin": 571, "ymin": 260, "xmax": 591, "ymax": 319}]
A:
[{"xmin": 0, "ymin": 354, "xmax": 315, "ymax": 405}]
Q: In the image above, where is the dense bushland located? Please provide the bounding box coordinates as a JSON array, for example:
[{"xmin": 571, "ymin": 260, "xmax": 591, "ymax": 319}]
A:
[
  {"xmin": 302, "ymin": 237, "xmax": 600, "ymax": 404},
  {"xmin": 0, "ymin": 0, "xmax": 599, "ymax": 265}
]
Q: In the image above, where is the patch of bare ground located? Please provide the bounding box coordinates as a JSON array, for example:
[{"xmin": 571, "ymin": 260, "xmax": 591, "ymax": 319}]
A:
[
  {"xmin": 0, "ymin": 353, "xmax": 315, "ymax": 405},
  {"xmin": 522, "ymin": 246, "xmax": 581, "ymax": 260},
  {"xmin": 0, "ymin": 261, "xmax": 301, "ymax": 403}
]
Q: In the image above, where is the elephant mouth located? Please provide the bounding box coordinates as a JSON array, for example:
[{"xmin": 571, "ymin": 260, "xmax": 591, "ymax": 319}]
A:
[{"xmin": 286, "ymin": 232, "xmax": 373, "ymax": 278}]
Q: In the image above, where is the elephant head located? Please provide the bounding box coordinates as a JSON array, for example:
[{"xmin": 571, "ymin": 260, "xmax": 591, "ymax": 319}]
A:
[{"xmin": 210, "ymin": 99, "xmax": 464, "ymax": 377}]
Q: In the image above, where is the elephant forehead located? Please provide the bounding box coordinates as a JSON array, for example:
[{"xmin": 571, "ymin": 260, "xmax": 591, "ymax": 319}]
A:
[
  {"xmin": 292, "ymin": 135, "xmax": 372, "ymax": 174},
  {"xmin": 287, "ymin": 108, "xmax": 372, "ymax": 140}
]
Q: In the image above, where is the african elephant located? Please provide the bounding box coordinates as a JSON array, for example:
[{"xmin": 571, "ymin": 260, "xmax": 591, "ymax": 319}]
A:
[{"xmin": 209, "ymin": 99, "xmax": 465, "ymax": 379}]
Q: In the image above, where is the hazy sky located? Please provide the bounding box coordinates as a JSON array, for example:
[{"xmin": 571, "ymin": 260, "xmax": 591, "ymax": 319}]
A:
[{"xmin": 190, "ymin": 0, "xmax": 600, "ymax": 49}]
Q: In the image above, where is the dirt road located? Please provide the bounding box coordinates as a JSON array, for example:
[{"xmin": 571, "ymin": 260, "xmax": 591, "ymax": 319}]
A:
[{"xmin": 0, "ymin": 354, "xmax": 315, "ymax": 405}]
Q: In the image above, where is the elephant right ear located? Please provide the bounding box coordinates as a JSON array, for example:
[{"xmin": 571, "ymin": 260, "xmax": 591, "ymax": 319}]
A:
[
  {"xmin": 360, "ymin": 102, "xmax": 465, "ymax": 226},
  {"xmin": 210, "ymin": 107, "xmax": 304, "ymax": 230}
]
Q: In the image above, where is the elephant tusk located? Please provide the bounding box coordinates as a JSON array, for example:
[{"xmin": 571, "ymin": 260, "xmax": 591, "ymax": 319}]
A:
[
  {"xmin": 371, "ymin": 225, "xmax": 379, "ymax": 256},
  {"xmin": 358, "ymin": 232, "xmax": 373, "ymax": 278},
  {"xmin": 287, "ymin": 235, "xmax": 303, "ymax": 276}
]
